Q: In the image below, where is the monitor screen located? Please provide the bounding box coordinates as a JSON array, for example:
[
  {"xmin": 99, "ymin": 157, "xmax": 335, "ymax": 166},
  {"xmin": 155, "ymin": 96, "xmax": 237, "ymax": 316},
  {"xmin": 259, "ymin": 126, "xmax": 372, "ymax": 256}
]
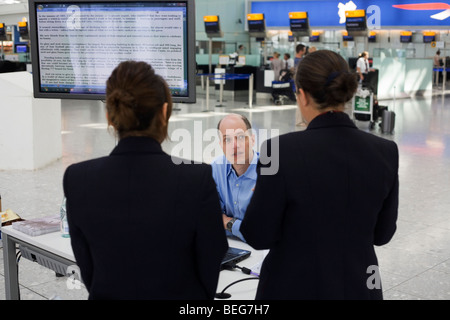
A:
[
  {"xmin": 345, "ymin": 16, "xmax": 366, "ymax": 31},
  {"xmin": 248, "ymin": 19, "xmax": 265, "ymax": 32},
  {"xmin": 290, "ymin": 18, "xmax": 309, "ymax": 32},
  {"xmin": 28, "ymin": 0, "xmax": 196, "ymax": 102},
  {"xmin": 15, "ymin": 44, "xmax": 29, "ymax": 53},
  {"xmin": 205, "ymin": 21, "xmax": 220, "ymax": 33},
  {"xmin": 400, "ymin": 35, "xmax": 412, "ymax": 43},
  {"xmin": 343, "ymin": 35, "xmax": 354, "ymax": 41},
  {"xmin": 423, "ymin": 35, "xmax": 435, "ymax": 43},
  {"xmin": 309, "ymin": 35, "xmax": 319, "ymax": 42}
]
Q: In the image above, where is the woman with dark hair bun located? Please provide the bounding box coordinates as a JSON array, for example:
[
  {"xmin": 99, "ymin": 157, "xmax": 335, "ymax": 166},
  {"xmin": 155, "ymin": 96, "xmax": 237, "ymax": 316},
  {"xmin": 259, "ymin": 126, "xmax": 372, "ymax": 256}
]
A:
[
  {"xmin": 63, "ymin": 61, "xmax": 227, "ymax": 300},
  {"xmin": 241, "ymin": 50, "xmax": 399, "ymax": 300}
]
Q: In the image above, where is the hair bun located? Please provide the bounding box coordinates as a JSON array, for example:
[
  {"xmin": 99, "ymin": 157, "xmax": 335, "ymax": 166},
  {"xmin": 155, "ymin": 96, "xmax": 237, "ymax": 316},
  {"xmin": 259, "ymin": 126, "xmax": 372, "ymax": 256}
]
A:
[
  {"xmin": 295, "ymin": 50, "xmax": 359, "ymax": 109},
  {"xmin": 326, "ymin": 72, "xmax": 358, "ymax": 105},
  {"xmin": 107, "ymin": 88, "xmax": 136, "ymax": 110}
]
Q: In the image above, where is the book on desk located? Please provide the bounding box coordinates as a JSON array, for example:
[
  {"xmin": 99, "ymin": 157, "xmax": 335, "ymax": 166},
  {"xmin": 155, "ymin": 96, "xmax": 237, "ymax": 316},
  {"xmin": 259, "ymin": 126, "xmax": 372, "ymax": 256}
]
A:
[{"xmin": 12, "ymin": 215, "xmax": 60, "ymax": 237}]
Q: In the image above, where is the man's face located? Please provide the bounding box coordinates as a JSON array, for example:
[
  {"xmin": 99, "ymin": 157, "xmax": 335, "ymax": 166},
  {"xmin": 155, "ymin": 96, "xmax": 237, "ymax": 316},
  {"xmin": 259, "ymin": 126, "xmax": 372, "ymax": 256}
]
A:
[{"xmin": 219, "ymin": 116, "xmax": 255, "ymax": 165}]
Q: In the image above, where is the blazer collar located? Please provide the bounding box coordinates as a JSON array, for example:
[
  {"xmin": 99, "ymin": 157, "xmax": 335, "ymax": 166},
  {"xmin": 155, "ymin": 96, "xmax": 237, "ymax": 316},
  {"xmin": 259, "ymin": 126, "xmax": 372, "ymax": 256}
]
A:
[
  {"xmin": 306, "ymin": 111, "xmax": 357, "ymax": 131},
  {"xmin": 110, "ymin": 136, "xmax": 164, "ymax": 156}
]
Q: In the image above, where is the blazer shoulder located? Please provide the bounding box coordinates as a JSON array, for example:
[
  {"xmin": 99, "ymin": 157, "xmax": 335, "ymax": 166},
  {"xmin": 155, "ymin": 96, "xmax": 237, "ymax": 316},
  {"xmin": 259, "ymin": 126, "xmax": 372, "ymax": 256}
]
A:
[
  {"xmin": 64, "ymin": 156, "xmax": 109, "ymax": 175},
  {"xmin": 170, "ymin": 159, "xmax": 212, "ymax": 178},
  {"xmin": 364, "ymin": 132, "xmax": 398, "ymax": 153}
]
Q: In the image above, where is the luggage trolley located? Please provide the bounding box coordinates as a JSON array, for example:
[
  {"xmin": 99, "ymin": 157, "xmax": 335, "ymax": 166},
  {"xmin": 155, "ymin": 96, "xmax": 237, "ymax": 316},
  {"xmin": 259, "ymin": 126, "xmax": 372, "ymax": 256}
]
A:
[
  {"xmin": 271, "ymin": 69, "xmax": 296, "ymax": 105},
  {"xmin": 352, "ymin": 86, "xmax": 375, "ymax": 129},
  {"xmin": 272, "ymin": 80, "xmax": 296, "ymax": 105}
]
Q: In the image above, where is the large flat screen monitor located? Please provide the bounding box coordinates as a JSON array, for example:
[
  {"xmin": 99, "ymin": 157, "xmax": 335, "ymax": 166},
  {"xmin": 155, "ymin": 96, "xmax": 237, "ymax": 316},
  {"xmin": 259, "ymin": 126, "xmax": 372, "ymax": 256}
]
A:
[{"xmin": 28, "ymin": 0, "xmax": 196, "ymax": 102}]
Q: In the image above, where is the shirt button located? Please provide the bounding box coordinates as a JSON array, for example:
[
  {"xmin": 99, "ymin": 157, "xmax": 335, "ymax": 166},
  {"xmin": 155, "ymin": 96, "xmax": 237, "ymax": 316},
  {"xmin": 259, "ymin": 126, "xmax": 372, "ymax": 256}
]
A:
[{"xmin": 236, "ymin": 184, "xmax": 239, "ymax": 187}]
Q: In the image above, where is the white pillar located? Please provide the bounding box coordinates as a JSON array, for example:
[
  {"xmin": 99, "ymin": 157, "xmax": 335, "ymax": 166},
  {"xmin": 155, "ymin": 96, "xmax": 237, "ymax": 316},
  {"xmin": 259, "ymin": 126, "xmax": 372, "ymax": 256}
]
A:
[{"xmin": 0, "ymin": 72, "xmax": 62, "ymax": 170}]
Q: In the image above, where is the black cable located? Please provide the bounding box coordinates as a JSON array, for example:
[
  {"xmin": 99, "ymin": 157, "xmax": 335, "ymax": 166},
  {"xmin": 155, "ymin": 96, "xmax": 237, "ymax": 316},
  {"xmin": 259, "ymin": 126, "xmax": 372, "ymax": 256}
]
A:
[
  {"xmin": 215, "ymin": 277, "xmax": 260, "ymax": 299},
  {"xmin": 235, "ymin": 264, "xmax": 260, "ymax": 277},
  {"xmin": 223, "ymin": 263, "xmax": 260, "ymax": 277},
  {"xmin": 15, "ymin": 248, "xmax": 21, "ymax": 299}
]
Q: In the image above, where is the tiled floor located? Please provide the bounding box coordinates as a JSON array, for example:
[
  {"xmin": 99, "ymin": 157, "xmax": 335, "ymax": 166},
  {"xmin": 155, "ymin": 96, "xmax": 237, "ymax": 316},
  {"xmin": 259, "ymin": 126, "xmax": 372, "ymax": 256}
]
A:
[{"xmin": 1, "ymin": 84, "xmax": 450, "ymax": 300}]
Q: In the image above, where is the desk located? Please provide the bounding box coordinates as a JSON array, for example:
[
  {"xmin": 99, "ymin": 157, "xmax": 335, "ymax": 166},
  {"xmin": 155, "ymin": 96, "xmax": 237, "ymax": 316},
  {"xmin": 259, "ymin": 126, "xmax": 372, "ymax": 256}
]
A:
[
  {"xmin": 216, "ymin": 239, "xmax": 267, "ymax": 300},
  {"xmin": 1, "ymin": 226, "xmax": 76, "ymax": 300},
  {"xmin": 2, "ymin": 225, "xmax": 265, "ymax": 300}
]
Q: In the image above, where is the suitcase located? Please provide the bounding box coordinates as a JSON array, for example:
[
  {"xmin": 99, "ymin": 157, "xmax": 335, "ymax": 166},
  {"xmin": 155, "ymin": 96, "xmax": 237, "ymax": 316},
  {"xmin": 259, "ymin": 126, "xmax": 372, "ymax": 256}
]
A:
[{"xmin": 381, "ymin": 110, "xmax": 395, "ymax": 134}]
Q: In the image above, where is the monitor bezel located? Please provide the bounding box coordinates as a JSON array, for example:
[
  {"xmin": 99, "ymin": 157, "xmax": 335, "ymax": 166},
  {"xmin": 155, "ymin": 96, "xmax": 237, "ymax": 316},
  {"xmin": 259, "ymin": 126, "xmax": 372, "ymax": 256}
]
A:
[{"xmin": 28, "ymin": 0, "xmax": 196, "ymax": 103}]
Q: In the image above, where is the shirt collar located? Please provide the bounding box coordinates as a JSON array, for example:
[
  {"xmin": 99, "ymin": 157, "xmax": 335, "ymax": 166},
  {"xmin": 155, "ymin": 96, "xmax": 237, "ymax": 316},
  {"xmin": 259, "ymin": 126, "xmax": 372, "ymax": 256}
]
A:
[{"xmin": 225, "ymin": 150, "xmax": 259, "ymax": 180}]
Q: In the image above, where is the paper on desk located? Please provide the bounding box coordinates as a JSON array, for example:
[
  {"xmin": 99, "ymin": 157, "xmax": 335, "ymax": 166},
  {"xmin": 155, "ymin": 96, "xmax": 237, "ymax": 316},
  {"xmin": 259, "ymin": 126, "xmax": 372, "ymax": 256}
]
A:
[
  {"xmin": 1, "ymin": 209, "xmax": 22, "ymax": 225},
  {"xmin": 250, "ymin": 249, "xmax": 269, "ymax": 275}
]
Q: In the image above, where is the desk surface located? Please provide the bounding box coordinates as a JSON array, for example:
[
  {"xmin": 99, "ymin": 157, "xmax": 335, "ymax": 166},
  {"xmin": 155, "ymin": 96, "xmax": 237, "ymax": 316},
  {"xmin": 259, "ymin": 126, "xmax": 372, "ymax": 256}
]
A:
[
  {"xmin": 2, "ymin": 225, "xmax": 75, "ymax": 262},
  {"xmin": 2, "ymin": 225, "xmax": 265, "ymax": 300}
]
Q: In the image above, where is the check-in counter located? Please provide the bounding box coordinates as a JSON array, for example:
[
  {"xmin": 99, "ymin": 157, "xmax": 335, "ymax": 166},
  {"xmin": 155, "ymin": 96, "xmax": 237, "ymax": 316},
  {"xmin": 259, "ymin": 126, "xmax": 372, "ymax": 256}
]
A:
[{"xmin": 196, "ymin": 54, "xmax": 261, "ymax": 67}]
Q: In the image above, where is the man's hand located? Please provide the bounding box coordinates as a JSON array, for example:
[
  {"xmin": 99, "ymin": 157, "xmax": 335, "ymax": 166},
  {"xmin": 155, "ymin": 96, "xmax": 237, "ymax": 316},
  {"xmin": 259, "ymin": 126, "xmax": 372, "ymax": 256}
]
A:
[{"xmin": 222, "ymin": 214, "xmax": 233, "ymax": 230}]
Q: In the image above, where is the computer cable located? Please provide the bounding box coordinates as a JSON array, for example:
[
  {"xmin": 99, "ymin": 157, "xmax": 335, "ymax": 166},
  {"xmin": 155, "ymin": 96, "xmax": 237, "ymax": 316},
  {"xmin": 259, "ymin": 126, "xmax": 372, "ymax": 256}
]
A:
[
  {"xmin": 234, "ymin": 264, "xmax": 260, "ymax": 277},
  {"xmin": 223, "ymin": 263, "xmax": 260, "ymax": 277},
  {"xmin": 215, "ymin": 263, "xmax": 260, "ymax": 299},
  {"xmin": 16, "ymin": 249, "xmax": 22, "ymax": 299},
  {"xmin": 215, "ymin": 277, "xmax": 260, "ymax": 299}
]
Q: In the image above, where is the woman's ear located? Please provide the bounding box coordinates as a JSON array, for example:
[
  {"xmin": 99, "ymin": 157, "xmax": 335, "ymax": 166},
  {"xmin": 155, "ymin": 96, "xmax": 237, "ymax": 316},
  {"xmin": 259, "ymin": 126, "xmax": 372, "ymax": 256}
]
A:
[
  {"xmin": 161, "ymin": 102, "xmax": 168, "ymax": 120},
  {"xmin": 297, "ymin": 88, "xmax": 307, "ymax": 108}
]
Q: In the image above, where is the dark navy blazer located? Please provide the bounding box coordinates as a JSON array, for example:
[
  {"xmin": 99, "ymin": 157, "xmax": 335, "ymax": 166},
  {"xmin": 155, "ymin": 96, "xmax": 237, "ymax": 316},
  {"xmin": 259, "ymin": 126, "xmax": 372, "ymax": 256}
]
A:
[
  {"xmin": 63, "ymin": 136, "xmax": 228, "ymax": 300},
  {"xmin": 241, "ymin": 111, "xmax": 399, "ymax": 300}
]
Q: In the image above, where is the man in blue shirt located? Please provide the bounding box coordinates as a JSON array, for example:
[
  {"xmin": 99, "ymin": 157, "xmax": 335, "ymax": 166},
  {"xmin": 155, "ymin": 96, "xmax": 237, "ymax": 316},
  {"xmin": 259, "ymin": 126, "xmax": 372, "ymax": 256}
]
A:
[
  {"xmin": 293, "ymin": 44, "xmax": 306, "ymax": 69},
  {"xmin": 211, "ymin": 114, "xmax": 259, "ymax": 242}
]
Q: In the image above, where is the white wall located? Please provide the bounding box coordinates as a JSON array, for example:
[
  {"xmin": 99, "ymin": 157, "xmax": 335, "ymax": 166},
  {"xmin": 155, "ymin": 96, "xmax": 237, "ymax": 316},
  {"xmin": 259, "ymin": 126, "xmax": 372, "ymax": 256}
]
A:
[{"xmin": 0, "ymin": 3, "xmax": 29, "ymax": 24}]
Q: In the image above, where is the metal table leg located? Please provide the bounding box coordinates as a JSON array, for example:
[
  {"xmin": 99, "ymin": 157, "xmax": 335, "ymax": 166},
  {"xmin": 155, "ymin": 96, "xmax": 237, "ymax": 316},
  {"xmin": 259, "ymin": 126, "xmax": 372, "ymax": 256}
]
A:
[{"xmin": 3, "ymin": 233, "xmax": 20, "ymax": 300}]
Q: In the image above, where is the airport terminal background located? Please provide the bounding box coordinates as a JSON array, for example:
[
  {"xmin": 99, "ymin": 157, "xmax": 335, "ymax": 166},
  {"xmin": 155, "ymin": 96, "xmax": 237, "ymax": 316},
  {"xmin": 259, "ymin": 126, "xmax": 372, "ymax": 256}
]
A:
[{"xmin": 1, "ymin": 0, "xmax": 450, "ymax": 300}]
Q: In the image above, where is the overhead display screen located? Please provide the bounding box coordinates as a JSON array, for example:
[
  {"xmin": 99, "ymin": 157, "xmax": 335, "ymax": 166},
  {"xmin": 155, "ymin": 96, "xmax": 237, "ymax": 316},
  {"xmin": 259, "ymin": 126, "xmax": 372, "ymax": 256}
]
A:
[
  {"xmin": 346, "ymin": 17, "xmax": 367, "ymax": 31},
  {"xmin": 250, "ymin": 0, "xmax": 450, "ymax": 28}
]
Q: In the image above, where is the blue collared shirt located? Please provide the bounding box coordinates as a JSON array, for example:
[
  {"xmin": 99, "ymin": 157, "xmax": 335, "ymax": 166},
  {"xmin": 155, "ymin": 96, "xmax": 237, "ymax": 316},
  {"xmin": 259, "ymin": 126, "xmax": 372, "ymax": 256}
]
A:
[{"xmin": 211, "ymin": 151, "xmax": 259, "ymax": 242}]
